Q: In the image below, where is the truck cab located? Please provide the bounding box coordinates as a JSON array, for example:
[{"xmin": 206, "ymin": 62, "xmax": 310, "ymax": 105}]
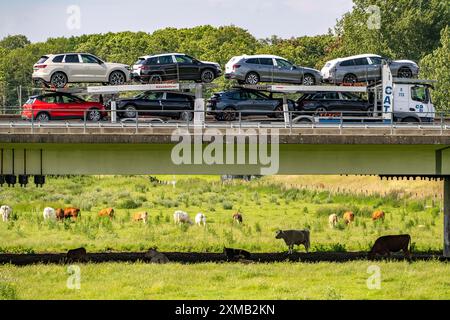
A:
[{"xmin": 391, "ymin": 80, "xmax": 435, "ymax": 123}]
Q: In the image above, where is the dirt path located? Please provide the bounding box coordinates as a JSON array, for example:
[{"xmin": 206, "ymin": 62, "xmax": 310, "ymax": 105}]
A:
[{"xmin": 0, "ymin": 252, "xmax": 448, "ymax": 266}]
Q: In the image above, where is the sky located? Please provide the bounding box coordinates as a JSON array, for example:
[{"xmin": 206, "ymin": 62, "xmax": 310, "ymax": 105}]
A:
[{"xmin": 0, "ymin": 0, "xmax": 354, "ymax": 43}]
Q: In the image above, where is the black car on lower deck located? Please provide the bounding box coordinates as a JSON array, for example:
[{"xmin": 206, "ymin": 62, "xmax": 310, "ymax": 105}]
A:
[
  {"xmin": 206, "ymin": 88, "xmax": 296, "ymax": 121},
  {"xmin": 116, "ymin": 91, "xmax": 195, "ymax": 121},
  {"xmin": 297, "ymin": 92, "xmax": 374, "ymax": 116}
]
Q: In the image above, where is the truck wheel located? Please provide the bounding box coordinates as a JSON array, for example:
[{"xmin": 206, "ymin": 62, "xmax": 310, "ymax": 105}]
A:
[{"xmin": 402, "ymin": 117, "xmax": 420, "ymax": 123}]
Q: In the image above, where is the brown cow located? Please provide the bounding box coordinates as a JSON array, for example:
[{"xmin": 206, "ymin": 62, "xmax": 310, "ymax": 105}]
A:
[
  {"xmin": 64, "ymin": 208, "xmax": 80, "ymax": 220},
  {"xmin": 368, "ymin": 235, "xmax": 411, "ymax": 260},
  {"xmin": 66, "ymin": 247, "xmax": 87, "ymax": 263},
  {"xmin": 233, "ymin": 212, "xmax": 243, "ymax": 224},
  {"xmin": 133, "ymin": 211, "xmax": 148, "ymax": 224},
  {"xmin": 55, "ymin": 208, "xmax": 65, "ymax": 221},
  {"xmin": 343, "ymin": 211, "xmax": 355, "ymax": 225},
  {"xmin": 99, "ymin": 208, "xmax": 115, "ymax": 219},
  {"xmin": 372, "ymin": 210, "xmax": 385, "ymax": 221}
]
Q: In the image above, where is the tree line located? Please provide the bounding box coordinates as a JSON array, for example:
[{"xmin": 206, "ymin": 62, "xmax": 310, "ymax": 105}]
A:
[{"xmin": 0, "ymin": 0, "xmax": 448, "ymax": 110}]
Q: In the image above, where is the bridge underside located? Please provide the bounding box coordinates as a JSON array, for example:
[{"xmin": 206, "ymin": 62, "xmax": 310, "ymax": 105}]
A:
[{"xmin": 0, "ymin": 143, "xmax": 450, "ymax": 176}]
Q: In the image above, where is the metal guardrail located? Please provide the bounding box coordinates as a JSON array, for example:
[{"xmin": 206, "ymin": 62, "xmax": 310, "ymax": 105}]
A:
[{"xmin": 0, "ymin": 107, "xmax": 446, "ymax": 135}]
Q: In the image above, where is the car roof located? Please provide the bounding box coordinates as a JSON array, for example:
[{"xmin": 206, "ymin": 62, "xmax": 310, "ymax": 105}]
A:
[
  {"xmin": 327, "ymin": 54, "xmax": 381, "ymax": 63},
  {"xmin": 33, "ymin": 92, "xmax": 81, "ymax": 98},
  {"xmin": 138, "ymin": 53, "xmax": 187, "ymax": 59},
  {"xmin": 42, "ymin": 53, "xmax": 97, "ymax": 57},
  {"xmin": 237, "ymin": 54, "xmax": 285, "ymax": 60},
  {"xmin": 141, "ymin": 90, "xmax": 194, "ymax": 96}
]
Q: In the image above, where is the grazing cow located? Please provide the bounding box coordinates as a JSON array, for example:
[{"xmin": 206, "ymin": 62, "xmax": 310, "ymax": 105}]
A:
[
  {"xmin": 43, "ymin": 207, "xmax": 56, "ymax": 220},
  {"xmin": 275, "ymin": 230, "xmax": 310, "ymax": 254},
  {"xmin": 343, "ymin": 211, "xmax": 355, "ymax": 225},
  {"xmin": 145, "ymin": 248, "xmax": 169, "ymax": 264},
  {"xmin": 329, "ymin": 214, "xmax": 338, "ymax": 228},
  {"xmin": 368, "ymin": 235, "xmax": 411, "ymax": 260},
  {"xmin": 173, "ymin": 210, "xmax": 192, "ymax": 224},
  {"xmin": 0, "ymin": 205, "xmax": 12, "ymax": 222},
  {"xmin": 64, "ymin": 208, "xmax": 80, "ymax": 220},
  {"xmin": 66, "ymin": 247, "xmax": 87, "ymax": 263},
  {"xmin": 98, "ymin": 208, "xmax": 115, "ymax": 219},
  {"xmin": 223, "ymin": 247, "xmax": 251, "ymax": 261},
  {"xmin": 55, "ymin": 208, "xmax": 65, "ymax": 221},
  {"xmin": 133, "ymin": 211, "xmax": 149, "ymax": 224},
  {"xmin": 372, "ymin": 210, "xmax": 385, "ymax": 221},
  {"xmin": 195, "ymin": 213, "xmax": 206, "ymax": 226},
  {"xmin": 232, "ymin": 212, "xmax": 243, "ymax": 224}
]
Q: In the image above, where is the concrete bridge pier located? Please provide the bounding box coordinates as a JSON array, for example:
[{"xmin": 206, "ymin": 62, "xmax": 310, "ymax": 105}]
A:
[{"xmin": 444, "ymin": 178, "xmax": 450, "ymax": 257}]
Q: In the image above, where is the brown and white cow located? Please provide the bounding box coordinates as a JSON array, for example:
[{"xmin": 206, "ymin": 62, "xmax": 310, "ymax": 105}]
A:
[
  {"xmin": 99, "ymin": 208, "xmax": 115, "ymax": 219},
  {"xmin": 133, "ymin": 211, "xmax": 148, "ymax": 224},
  {"xmin": 233, "ymin": 212, "xmax": 243, "ymax": 224}
]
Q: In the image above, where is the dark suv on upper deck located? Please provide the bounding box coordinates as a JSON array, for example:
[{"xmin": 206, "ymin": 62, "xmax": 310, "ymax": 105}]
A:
[{"xmin": 132, "ymin": 53, "xmax": 222, "ymax": 83}]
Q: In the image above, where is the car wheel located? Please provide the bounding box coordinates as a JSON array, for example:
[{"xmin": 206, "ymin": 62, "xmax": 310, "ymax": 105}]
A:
[
  {"xmin": 87, "ymin": 109, "xmax": 102, "ymax": 122},
  {"xmin": 222, "ymin": 107, "xmax": 237, "ymax": 121},
  {"xmin": 315, "ymin": 107, "xmax": 327, "ymax": 114},
  {"xmin": 50, "ymin": 72, "xmax": 68, "ymax": 88},
  {"xmin": 109, "ymin": 71, "xmax": 126, "ymax": 86},
  {"xmin": 123, "ymin": 105, "xmax": 137, "ymax": 118},
  {"xmin": 274, "ymin": 105, "xmax": 284, "ymax": 119},
  {"xmin": 343, "ymin": 74, "xmax": 357, "ymax": 84},
  {"xmin": 149, "ymin": 74, "xmax": 163, "ymax": 83},
  {"xmin": 245, "ymin": 72, "xmax": 260, "ymax": 85},
  {"xmin": 398, "ymin": 67, "xmax": 413, "ymax": 78},
  {"xmin": 200, "ymin": 69, "xmax": 215, "ymax": 83},
  {"xmin": 303, "ymin": 74, "xmax": 316, "ymax": 86},
  {"xmin": 36, "ymin": 112, "xmax": 50, "ymax": 122},
  {"xmin": 179, "ymin": 110, "xmax": 193, "ymax": 122}
]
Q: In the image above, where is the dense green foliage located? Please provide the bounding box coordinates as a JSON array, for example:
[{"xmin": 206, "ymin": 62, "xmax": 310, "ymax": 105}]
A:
[{"xmin": 0, "ymin": 1, "xmax": 448, "ymax": 108}]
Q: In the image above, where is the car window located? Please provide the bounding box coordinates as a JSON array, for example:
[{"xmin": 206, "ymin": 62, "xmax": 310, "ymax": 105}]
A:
[
  {"xmin": 175, "ymin": 55, "xmax": 193, "ymax": 64},
  {"xmin": 40, "ymin": 95, "xmax": 57, "ymax": 103},
  {"xmin": 340, "ymin": 59, "xmax": 355, "ymax": 67},
  {"xmin": 245, "ymin": 92, "xmax": 266, "ymax": 100},
  {"xmin": 354, "ymin": 58, "xmax": 369, "ymax": 66},
  {"xmin": 145, "ymin": 58, "xmax": 158, "ymax": 65},
  {"xmin": 135, "ymin": 58, "xmax": 146, "ymax": 65},
  {"xmin": 52, "ymin": 55, "xmax": 64, "ymax": 63},
  {"xmin": 61, "ymin": 95, "xmax": 80, "ymax": 103},
  {"xmin": 341, "ymin": 93, "xmax": 359, "ymax": 100},
  {"xmin": 65, "ymin": 54, "xmax": 80, "ymax": 63},
  {"xmin": 229, "ymin": 92, "xmax": 242, "ymax": 100},
  {"xmin": 259, "ymin": 58, "xmax": 274, "ymax": 66},
  {"xmin": 167, "ymin": 93, "xmax": 188, "ymax": 100},
  {"xmin": 36, "ymin": 56, "xmax": 49, "ymax": 64},
  {"xmin": 324, "ymin": 93, "xmax": 339, "ymax": 100},
  {"xmin": 369, "ymin": 57, "xmax": 382, "ymax": 65},
  {"xmin": 158, "ymin": 56, "xmax": 174, "ymax": 64},
  {"xmin": 144, "ymin": 92, "xmax": 164, "ymax": 100},
  {"xmin": 411, "ymin": 86, "xmax": 429, "ymax": 103},
  {"xmin": 81, "ymin": 54, "xmax": 100, "ymax": 64},
  {"xmin": 246, "ymin": 58, "xmax": 260, "ymax": 65},
  {"xmin": 276, "ymin": 59, "xmax": 293, "ymax": 68}
]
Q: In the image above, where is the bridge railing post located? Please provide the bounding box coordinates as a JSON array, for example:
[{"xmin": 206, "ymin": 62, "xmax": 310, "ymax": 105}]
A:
[
  {"xmin": 31, "ymin": 106, "xmax": 34, "ymax": 134},
  {"xmin": 83, "ymin": 110, "xmax": 86, "ymax": 134},
  {"xmin": 136, "ymin": 110, "xmax": 139, "ymax": 134},
  {"xmin": 444, "ymin": 178, "xmax": 450, "ymax": 257}
]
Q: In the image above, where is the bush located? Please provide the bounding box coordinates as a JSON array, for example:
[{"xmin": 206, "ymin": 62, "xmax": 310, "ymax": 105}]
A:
[
  {"xmin": 117, "ymin": 199, "xmax": 141, "ymax": 209},
  {"xmin": 222, "ymin": 201, "xmax": 233, "ymax": 210}
]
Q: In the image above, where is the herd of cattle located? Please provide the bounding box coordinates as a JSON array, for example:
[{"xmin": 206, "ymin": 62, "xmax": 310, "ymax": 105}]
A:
[{"xmin": 0, "ymin": 205, "xmax": 411, "ymax": 261}]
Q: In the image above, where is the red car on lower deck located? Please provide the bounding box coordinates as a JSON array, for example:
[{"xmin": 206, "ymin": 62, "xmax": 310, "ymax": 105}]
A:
[{"xmin": 21, "ymin": 92, "xmax": 107, "ymax": 122}]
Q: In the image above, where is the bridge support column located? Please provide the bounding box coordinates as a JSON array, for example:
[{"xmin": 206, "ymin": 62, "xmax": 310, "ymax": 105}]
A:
[{"xmin": 444, "ymin": 178, "xmax": 450, "ymax": 257}]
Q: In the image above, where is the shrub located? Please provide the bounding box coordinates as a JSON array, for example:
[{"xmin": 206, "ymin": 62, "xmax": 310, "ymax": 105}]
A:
[
  {"xmin": 117, "ymin": 199, "xmax": 140, "ymax": 209},
  {"xmin": 222, "ymin": 201, "xmax": 233, "ymax": 210}
]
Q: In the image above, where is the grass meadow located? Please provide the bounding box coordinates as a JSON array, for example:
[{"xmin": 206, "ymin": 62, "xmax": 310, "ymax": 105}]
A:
[{"xmin": 1, "ymin": 175, "xmax": 449, "ymax": 300}]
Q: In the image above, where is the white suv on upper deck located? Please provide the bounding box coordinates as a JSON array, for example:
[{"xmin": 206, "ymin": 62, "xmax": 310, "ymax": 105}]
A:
[{"xmin": 32, "ymin": 53, "xmax": 131, "ymax": 88}]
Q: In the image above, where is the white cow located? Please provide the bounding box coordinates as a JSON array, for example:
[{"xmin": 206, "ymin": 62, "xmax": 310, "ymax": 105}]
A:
[
  {"xmin": 43, "ymin": 207, "xmax": 56, "ymax": 220},
  {"xmin": 195, "ymin": 213, "xmax": 207, "ymax": 226},
  {"xmin": 329, "ymin": 214, "xmax": 338, "ymax": 228},
  {"xmin": 0, "ymin": 205, "xmax": 12, "ymax": 222},
  {"xmin": 174, "ymin": 210, "xmax": 192, "ymax": 225}
]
